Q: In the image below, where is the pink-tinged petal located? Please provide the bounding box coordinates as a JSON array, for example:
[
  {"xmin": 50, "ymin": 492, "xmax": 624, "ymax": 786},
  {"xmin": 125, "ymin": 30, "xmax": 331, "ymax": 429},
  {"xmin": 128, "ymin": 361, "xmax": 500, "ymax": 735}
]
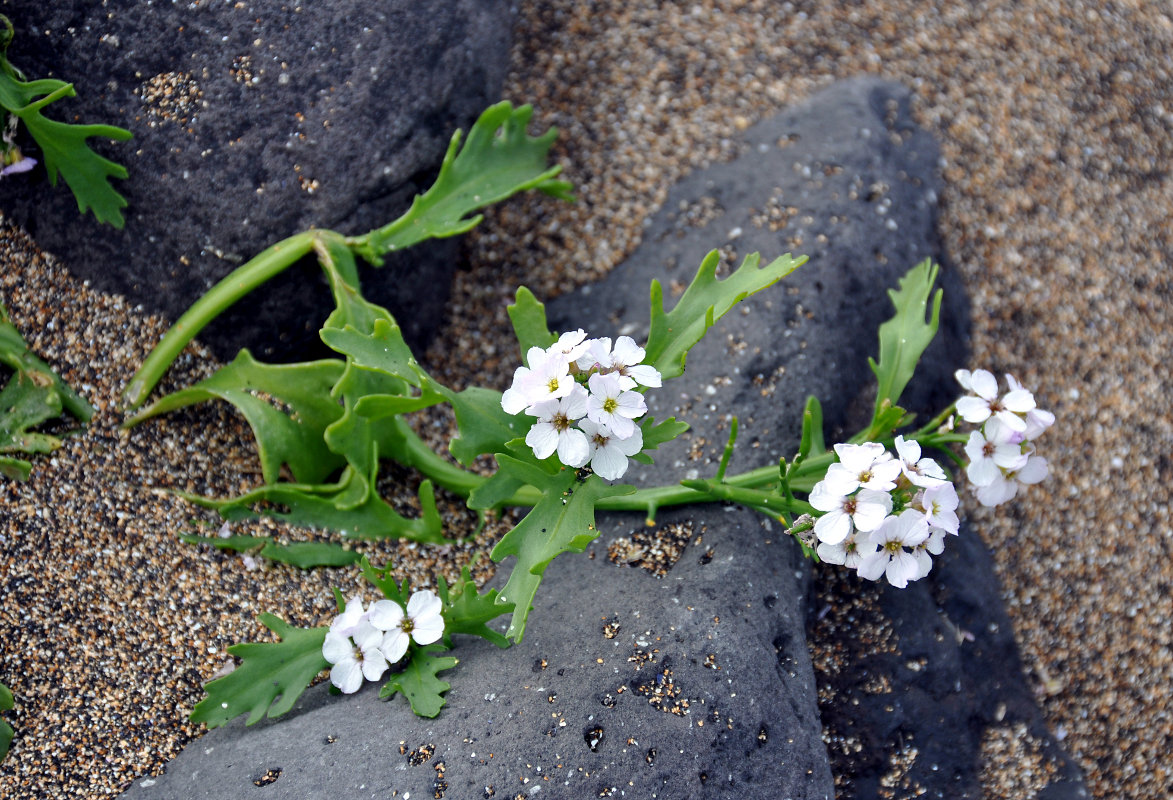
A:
[
  {"xmin": 894, "ymin": 435, "xmax": 921, "ymax": 463},
  {"xmin": 501, "ymin": 385, "xmax": 530, "ymax": 416},
  {"xmin": 969, "ymin": 369, "xmax": 999, "ymax": 400},
  {"xmin": 1015, "ymin": 456, "xmax": 1049, "ymax": 485},
  {"xmin": 380, "ymin": 630, "xmax": 410, "ymax": 664},
  {"xmin": 557, "ymin": 428, "xmax": 590, "ymax": 468},
  {"xmin": 956, "ymin": 396, "xmax": 992, "ymax": 423},
  {"xmin": 992, "ymin": 442, "xmax": 1028, "ymax": 470},
  {"xmin": 367, "ymin": 599, "xmax": 404, "ymax": 632},
  {"xmin": 330, "ymin": 659, "xmax": 364, "ymax": 694},
  {"xmin": 526, "ymin": 422, "xmax": 559, "ymax": 459},
  {"xmin": 814, "ymin": 510, "xmax": 851, "ymax": 545},
  {"xmin": 407, "ymin": 590, "xmax": 442, "ymax": 621},
  {"xmin": 965, "ymin": 456, "xmax": 1001, "ymax": 487},
  {"xmin": 323, "ymin": 631, "xmax": 355, "ymax": 664}
]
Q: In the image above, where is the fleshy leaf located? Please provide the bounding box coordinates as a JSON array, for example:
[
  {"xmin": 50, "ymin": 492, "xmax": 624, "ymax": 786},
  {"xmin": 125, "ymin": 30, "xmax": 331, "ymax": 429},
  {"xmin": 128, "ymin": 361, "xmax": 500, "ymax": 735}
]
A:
[
  {"xmin": 798, "ymin": 395, "xmax": 825, "ymax": 460},
  {"xmin": 125, "ymin": 352, "xmax": 346, "ymax": 485},
  {"xmin": 645, "ymin": 251, "xmax": 805, "ymax": 381},
  {"xmin": 439, "ymin": 385, "xmax": 529, "ymax": 466},
  {"xmin": 0, "ymin": 18, "xmax": 131, "ymax": 227},
  {"xmin": 190, "ymin": 614, "xmax": 328, "ymax": 728},
  {"xmin": 438, "ymin": 565, "xmax": 515, "ymax": 649},
  {"xmin": 259, "ymin": 541, "xmax": 362, "ymax": 568},
  {"xmin": 868, "ymin": 260, "xmax": 942, "ymax": 425},
  {"xmin": 507, "ymin": 287, "xmax": 557, "ymax": 360},
  {"xmin": 0, "ymin": 300, "xmax": 93, "ymax": 422},
  {"xmin": 361, "ymin": 102, "xmax": 573, "ymax": 262},
  {"xmin": 491, "ymin": 462, "xmax": 632, "ymax": 641},
  {"xmin": 360, "ymin": 556, "xmax": 410, "ymax": 606},
  {"xmin": 378, "ymin": 645, "xmax": 458, "ymax": 718}
]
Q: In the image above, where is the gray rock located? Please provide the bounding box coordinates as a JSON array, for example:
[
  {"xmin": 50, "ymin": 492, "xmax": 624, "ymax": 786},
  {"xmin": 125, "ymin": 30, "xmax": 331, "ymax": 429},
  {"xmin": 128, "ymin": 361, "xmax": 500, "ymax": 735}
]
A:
[
  {"xmin": 122, "ymin": 506, "xmax": 831, "ymax": 800},
  {"xmin": 0, "ymin": 0, "xmax": 513, "ymax": 360}
]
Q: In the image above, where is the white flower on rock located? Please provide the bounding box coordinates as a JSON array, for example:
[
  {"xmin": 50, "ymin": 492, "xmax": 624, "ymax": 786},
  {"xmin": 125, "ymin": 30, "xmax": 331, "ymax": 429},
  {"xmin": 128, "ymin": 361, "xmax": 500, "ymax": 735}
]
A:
[
  {"xmin": 822, "ymin": 442, "xmax": 902, "ymax": 496},
  {"xmin": 974, "ymin": 454, "xmax": 1049, "ymax": 508},
  {"xmin": 919, "ymin": 482, "xmax": 960, "ymax": 535},
  {"xmin": 956, "ymin": 369, "xmax": 1035, "ymax": 432},
  {"xmin": 368, "ymin": 590, "xmax": 446, "ymax": 664},
  {"xmin": 585, "ymin": 372, "xmax": 646, "ymax": 439},
  {"xmin": 964, "ymin": 418, "xmax": 1028, "ymax": 487},
  {"xmin": 525, "ymin": 386, "xmax": 590, "ymax": 467},
  {"xmin": 501, "ymin": 347, "xmax": 575, "ymax": 415},
  {"xmin": 893, "ymin": 435, "xmax": 947, "ymax": 488},
  {"xmin": 608, "ymin": 336, "xmax": 662, "ymax": 388},
  {"xmin": 580, "ymin": 418, "xmax": 643, "ymax": 480},
  {"xmin": 809, "ymin": 484, "xmax": 893, "ymax": 546},
  {"xmin": 329, "ymin": 595, "xmax": 367, "ymax": 638},
  {"xmin": 322, "ymin": 617, "xmax": 390, "ymax": 694},
  {"xmin": 817, "ymin": 527, "xmax": 880, "ymax": 570},
  {"xmin": 857, "ymin": 509, "xmax": 930, "ymax": 588}
]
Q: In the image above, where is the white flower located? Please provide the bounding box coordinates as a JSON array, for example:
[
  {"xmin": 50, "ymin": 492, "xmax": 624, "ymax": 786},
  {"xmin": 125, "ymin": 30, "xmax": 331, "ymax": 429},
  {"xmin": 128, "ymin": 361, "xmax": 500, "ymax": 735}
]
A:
[
  {"xmin": 817, "ymin": 527, "xmax": 880, "ymax": 570},
  {"xmin": 368, "ymin": 590, "xmax": 446, "ymax": 663},
  {"xmin": 964, "ymin": 418, "xmax": 1028, "ymax": 486},
  {"xmin": 576, "ymin": 336, "xmax": 614, "ymax": 373},
  {"xmin": 809, "ymin": 484, "xmax": 893, "ymax": 545},
  {"xmin": 1005, "ymin": 375, "xmax": 1055, "ymax": 439},
  {"xmin": 919, "ymin": 482, "xmax": 960, "ymax": 535},
  {"xmin": 608, "ymin": 336, "xmax": 662, "ymax": 388},
  {"xmin": 956, "ymin": 369, "xmax": 1035, "ymax": 433},
  {"xmin": 974, "ymin": 454, "xmax": 1049, "ymax": 508},
  {"xmin": 911, "ymin": 528, "xmax": 946, "ymax": 580},
  {"xmin": 525, "ymin": 385, "xmax": 590, "ymax": 467},
  {"xmin": 579, "ymin": 418, "xmax": 644, "ymax": 480},
  {"xmin": 585, "ymin": 372, "xmax": 646, "ymax": 439},
  {"xmin": 822, "ymin": 442, "xmax": 902, "ymax": 496},
  {"xmin": 322, "ymin": 618, "xmax": 390, "ymax": 694},
  {"xmin": 857, "ymin": 510, "xmax": 930, "ymax": 588},
  {"xmin": 501, "ymin": 347, "xmax": 575, "ymax": 415},
  {"xmin": 545, "ymin": 329, "xmax": 591, "ymax": 364},
  {"xmin": 893, "ymin": 435, "xmax": 947, "ymax": 488},
  {"xmin": 328, "ymin": 595, "xmax": 367, "ymax": 638}
]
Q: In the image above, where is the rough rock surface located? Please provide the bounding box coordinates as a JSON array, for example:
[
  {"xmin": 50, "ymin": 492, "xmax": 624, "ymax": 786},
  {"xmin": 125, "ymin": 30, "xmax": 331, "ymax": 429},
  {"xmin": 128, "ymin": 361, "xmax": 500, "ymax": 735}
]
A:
[
  {"xmin": 118, "ymin": 78, "xmax": 1085, "ymax": 799},
  {"xmin": 0, "ymin": 0, "xmax": 512, "ymax": 360}
]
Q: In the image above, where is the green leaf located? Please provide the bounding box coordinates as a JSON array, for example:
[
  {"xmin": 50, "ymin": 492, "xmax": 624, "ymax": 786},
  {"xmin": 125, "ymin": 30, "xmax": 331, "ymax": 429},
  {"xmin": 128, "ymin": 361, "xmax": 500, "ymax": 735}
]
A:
[
  {"xmin": 0, "ymin": 18, "xmax": 131, "ymax": 227},
  {"xmin": 507, "ymin": 287, "xmax": 557, "ymax": 359},
  {"xmin": 439, "ymin": 565, "xmax": 514, "ymax": 649},
  {"xmin": 125, "ymin": 351, "xmax": 346, "ymax": 486},
  {"xmin": 378, "ymin": 645, "xmax": 458, "ymax": 718},
  {"xmin": 645, "ymin": 251, "xmax": 805, "ymax": 381},
  {"xmin": 0, "ymin": 301, "xmax": 93, "ymax": 422},
  {"xmin": 259, "ymin": 541, "xmax": 361, "ymax": 568},
  {"xmin": 798, "ymin": 395, "xmax": 825, "ymax": 460},
  {"xmin": 0, "ymin": 371, "xmax": 64, "ymax": 462},
  {"xmin": 190, "ymin": 614, "xmax": 328, "ymax": 728},
  {"xmin": 0, "ymin": 681, "xmax": 13, "ymax": 761},
  {"xmin": 868, "ymin": 260, "xmax": 942, "ymax": 426},
  {"xmin": 360, "ymin": 102, "xmax": 573, "ymax": 262},
  {"xmin": 438, "ymin": 385, "xmax": 530, "ymax": 466},
  {"xmin": 491, "ymin": 464, "xmax": 631, "ymax": 641},
  {"xmin": 360, "ymin": 556, "xmax": 410, "ymax": 606}
]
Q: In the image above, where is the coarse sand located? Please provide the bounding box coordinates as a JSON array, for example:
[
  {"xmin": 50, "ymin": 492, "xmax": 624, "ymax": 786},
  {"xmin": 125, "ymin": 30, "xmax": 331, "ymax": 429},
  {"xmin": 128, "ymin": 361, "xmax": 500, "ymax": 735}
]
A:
[{"xmin": 2, "ymin": 2, "xmax": 1171, "ymax": 798}]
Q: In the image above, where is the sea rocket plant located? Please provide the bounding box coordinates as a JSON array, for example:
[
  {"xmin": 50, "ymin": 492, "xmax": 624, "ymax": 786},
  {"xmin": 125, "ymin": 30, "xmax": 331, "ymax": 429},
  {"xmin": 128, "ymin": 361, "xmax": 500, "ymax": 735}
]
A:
[{"xmin": 502, "ymin": 332, "xmax": 661, "ymax": 480}]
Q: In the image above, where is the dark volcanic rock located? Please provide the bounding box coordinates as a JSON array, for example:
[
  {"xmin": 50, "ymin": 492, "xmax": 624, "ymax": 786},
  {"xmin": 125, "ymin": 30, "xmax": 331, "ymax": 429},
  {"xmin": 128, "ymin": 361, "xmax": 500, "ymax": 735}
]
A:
[
  {"xmin": 0, "ymin": 0, "xmax": 513, "ymax": 360},
  {"xmin": 119, "ymin": 77, "xmax": 1085, "ymax": 799}
]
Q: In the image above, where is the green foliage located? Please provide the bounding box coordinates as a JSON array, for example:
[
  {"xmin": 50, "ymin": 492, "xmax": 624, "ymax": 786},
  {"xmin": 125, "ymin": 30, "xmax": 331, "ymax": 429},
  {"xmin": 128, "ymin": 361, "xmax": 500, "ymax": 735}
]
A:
[
  {"xmin": 506, "ymin": 287, "xmax": 557, "ymax": 360},
  {"xmin": 866, "ymin": 259, "xmax": 942, "ymax": 434},
  {"xmin": 0, "ymin": 681, "xmax": 12, "ymax": 762},
  {"xmin": 645, "ymin": 250, "xmax": 805, "ymax": 381},
  {"xmin": 489, "ymin": 460, "xmax": 632, "ymax": 641},
  {"xmin": 378, "ymin": 646, "xmax": 459, "ymax": 718},
  {"xmin": 0, "ymin": 15, "xmax": 131, "ymax": 227},
  {"xmin": 177, "ymin": 530, "xmax": 362, "ymax": 568},
  {"xmin": 438, "ymin": 564, "xmax": 515, "ymax": 649},
  {"xmin": 190, "ymin": 614, "xmax": 328, "ymax": 729},
  {"xmin": 0, "ymin": 300, "xmax": 93, "ymax": 480}
]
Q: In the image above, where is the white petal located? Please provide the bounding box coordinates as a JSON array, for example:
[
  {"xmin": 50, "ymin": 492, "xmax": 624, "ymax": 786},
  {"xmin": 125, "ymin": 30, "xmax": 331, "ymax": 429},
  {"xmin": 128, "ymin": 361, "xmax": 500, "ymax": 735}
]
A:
[
  {"xmin": 407, "ymin": 590, "xmax": 442, "ymax": 621},
  {"xmin": 975, "ymin": 476, "xmax": 1018, "ymax": 507},
  {"xmin": 616, "ymin": 426, "xmax": 644, "ymax": 456},
  {"xmin": 380, "ymin": 630, "xmax": 410, "ymax": 664},
  {"xmin": 1002, "ymin": 388, "xmax": 1036, "ymax": 413},
  {"xmin": 885, "ymin": 551, "xmax": 919, "ymax": 588},
  {"xmin": 954, "ymin": 369, "xmax": 974, "ymax": 391},
  {"xmin": 606, "ymin": 413, "xmax": 635, "ymax": 439},
  {"xmin": 966, "ymin": 456, "xmax": 1001, "ymax": 487},
  {"xmin": 351, "ymin": 618, "xmax": 384, "ymax": 650},
  {"xmin": 1015, "ymin": 456, "xmax": 1049, "ymax": 485},
  {"xmin": 557, "ymin": 428, "xmax": 590, "ymax": 467},
  {"xmin": 994, "ymin": 408, "xmax": 1029, "ymax": 432},
  {"xmin": 820, "ymin": 464, "xmax": 860, "ymax": 497},
  {"xmin": 969, "ymin": 369, "xmax": 998, "ymax": 400},
  {"xmin": 591, "ymin": 445, "xmax": 628, "ymax": 480},
  {"xmin": 626, "ymin": 364, "xmax": 662, "ymax": 387},
  {"xmin": 367, "ymin": 599, "xmax": 405, "ymax": 631},
  {"xmin": 814, "ymin": 510, "xmax": 851, "ymax": 545},
  {"xmin": 330, "ymin": 659, "xmax": 364, "ymax": 694},
  {"xmin": 360, "ymin": 648, "xmax": 389, "ymax": 682},
  {"xmin": 501, "ymin": 385, "xmax": 530, "ymax": 416},
  {"xmin": 611, "ymin": 336, "xmax": 645, "ymax": 365},
  {"xmin": 808, "ymin": 481, "xmax": 846, "ymax": 512},
  {"xmin": 856, "ymin": 552, "xmax": 887, "ymax": 582},
  {"xmin": 562, "ymin": 385, "xmax": 589, "ymax": 419},
  {"xmin": 322, "ymin": 631, "xmax": 355, "ymax": 664},
  {"xmin": 412, "ymin": 615, "xmax": 445, "ymax": 646},
  {"xmin": 817, "ymin": 541, "xmax": 847, "ymax": 565},
  {"xmin": 526, "ymin": 422, "xmax": 560, "ymax": 459},
  {"xmin": 956, "ymin": 396, "xmax": 992, "ymax": 423}
]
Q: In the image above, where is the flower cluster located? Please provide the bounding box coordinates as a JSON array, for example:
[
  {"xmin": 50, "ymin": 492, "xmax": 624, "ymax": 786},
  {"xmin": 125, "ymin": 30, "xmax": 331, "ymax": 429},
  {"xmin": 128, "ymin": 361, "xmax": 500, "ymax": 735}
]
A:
[
  {"xmin": 321, "ymin": 590, "xmax": 445, "ymax": 694},
  {"xmin": 501, "ymin": 330, "xmax": 662, "ymax": 480},
  {"xmin": 956, "ymin": 369, "xmax": 1053, "ymax": 507},
  {"xmin": 810, "ymin": 438, "xmax": 959, "ymax": 588}
]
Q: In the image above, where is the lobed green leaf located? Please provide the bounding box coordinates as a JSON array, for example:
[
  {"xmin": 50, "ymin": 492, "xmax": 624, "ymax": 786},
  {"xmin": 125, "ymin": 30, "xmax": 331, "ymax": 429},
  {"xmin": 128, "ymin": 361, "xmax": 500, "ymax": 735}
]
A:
[
  {"xmin": 438, "ymin": 565, "xmax": 515, "ymax": 649},
  {"xmin": 867, "ymin": 259, "xmax": 942, "ymax": 428},
  {"xmin": 378, "ymin": 646, "xmax": 458, "ymax": 718},
  {"xmin": 191, "ymin": 614, "xmax": 328, "ymax": 728},
  {"xmin": 645, "ymin": 251, "xmax": 805, "ymax": 381},
  {"xmin": 506, "ymin": 287, "xmax": 557, "ymax": 360}
]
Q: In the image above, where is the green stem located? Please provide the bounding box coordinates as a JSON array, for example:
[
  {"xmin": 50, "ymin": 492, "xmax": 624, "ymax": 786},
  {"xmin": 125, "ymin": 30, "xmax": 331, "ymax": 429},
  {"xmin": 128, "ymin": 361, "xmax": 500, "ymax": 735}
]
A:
[{"xmin": 122, "ymin": 230, "xmax": 320, "ymax": 409}]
